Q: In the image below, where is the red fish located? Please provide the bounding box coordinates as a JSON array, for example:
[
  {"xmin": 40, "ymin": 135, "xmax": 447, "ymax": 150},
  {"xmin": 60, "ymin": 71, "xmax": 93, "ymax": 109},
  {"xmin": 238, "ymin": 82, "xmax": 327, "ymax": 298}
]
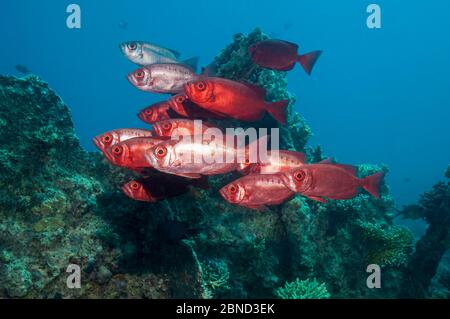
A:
[
  {"xmin": 152, "ymin": 119, "xmax": 216, "ymax": 138},
  {"xmin": 219, "ymin": 174, "xmax": 295, "ymax": 210},
  {"xmin": 249, "ymin": 39, "xmax": 322, "ymax": 75},
  {"xmin": 167, "ymin": 94, "xmax": 225, "ymax": 119},
  {"xmin": 93, "ymin": 129, "xmax": 154, "ymax": 153},
  {"xmin": 281, "ymin": 164, "xmax": 385, "ymax": 203},
  {"xmin": 238, "ymin": 150, "xmax": 307, "ymax": 174},
  {"xmin": 138, "ymin": 101, "xmax": 177, "ymax": 124},
  {"xmin": 122, "ymin": 174, "xmax": 209, "ymax": 202},
  {"xmin": 184, "ymin": 77, "xmax": 289, "ymax": 124},
  {"xmin": 104, "ymin": 136, "xmax": 168, "ymax": 170}
]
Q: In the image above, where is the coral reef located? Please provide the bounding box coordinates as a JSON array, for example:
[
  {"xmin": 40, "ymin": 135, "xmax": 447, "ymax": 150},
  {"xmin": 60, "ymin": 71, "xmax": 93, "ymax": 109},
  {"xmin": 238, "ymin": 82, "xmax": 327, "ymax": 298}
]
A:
[
  {"xmin": 399, "ymin": 178, "xmax": 450, "ymax": 298},
  {"xmin": 275, "ymin": 278, "xmax": 330, "ymax": 299},
  {"xmin": 0, "ymin": 29, "xmax": 447, "ymax": 299}
]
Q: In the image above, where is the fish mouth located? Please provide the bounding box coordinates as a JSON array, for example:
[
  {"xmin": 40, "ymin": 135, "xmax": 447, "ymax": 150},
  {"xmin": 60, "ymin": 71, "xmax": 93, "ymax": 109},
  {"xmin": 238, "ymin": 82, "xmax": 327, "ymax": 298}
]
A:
[
  {"xmin": 104, "ymin": 149, "xmax": 115, "ymax": 163},
  {"xmin": 92, "ymin": 137, "xmax": 103, "ymax": 150},
  {"xmin": 218, "ymin": 187, "xmax": 229, "ymax": 202},
  {"xmin": 137, "ymin": 112, "xmax": 148, "ymax": 123},
  {"xmin": 183, "ymin": 83, "xmax": 193, "ymax": 97},
  {"xmin": 153, "ymin": 125, "xmax": 163, "ymax": 137},
  {"xmin": 121, "ymin": 184, "xmax": 133, "ymax": 199}
]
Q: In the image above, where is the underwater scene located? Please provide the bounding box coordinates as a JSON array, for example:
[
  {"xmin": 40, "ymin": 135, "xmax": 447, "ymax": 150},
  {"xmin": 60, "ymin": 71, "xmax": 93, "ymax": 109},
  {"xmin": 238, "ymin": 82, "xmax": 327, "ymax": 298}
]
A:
[{"xmin": 0, "ymin": 1, "xmax": 449, "ymax": 301}]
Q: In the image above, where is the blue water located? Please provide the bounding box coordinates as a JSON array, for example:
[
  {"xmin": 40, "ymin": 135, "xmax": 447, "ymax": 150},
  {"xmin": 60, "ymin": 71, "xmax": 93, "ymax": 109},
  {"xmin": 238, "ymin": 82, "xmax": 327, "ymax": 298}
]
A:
[{"xmin": 1, "ymin": 0, "xmax": 449, "ymax": 205}]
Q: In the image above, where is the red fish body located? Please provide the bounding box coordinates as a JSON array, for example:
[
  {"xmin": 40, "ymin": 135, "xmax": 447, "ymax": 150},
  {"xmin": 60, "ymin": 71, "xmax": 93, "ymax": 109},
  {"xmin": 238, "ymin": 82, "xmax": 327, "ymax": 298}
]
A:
[
  {"xmin": 220, "ymin": 174, "xmax": 295, "ymax": 210},
  {"xmin": 104, "ymin": 136, "xmax": 168, "ymax": 169},
  {"xmin": 281, "ymin": 164, "xmax": 385, "ymax": 203},
  {"xmin": 238, "ymin": 150, "xmax": 307, "ymax": 174},
  {"xmin": 168, "ymin": 94, "xmax": 225, "ymax": 119},
  {"xmin": 152, "ymin": 119, "xmax": 216, "ymax": 138},
  {"xmin": 138, "ymin": 101, "xmax": 177, "ymax": 124},
  {"xmin": 249, "ymin": 39, "xmax": 322, "ymax": 75},
  {"xmin": 93, "ymin": 128, "xmax": 154, "ymax": 153},
  {"xmin": 184, "ymin": 77, "xmax": 289, "ymax": 124},
  {"xmin": 122, "ymin": 174, "xmax": 208, "ymax": 202}
]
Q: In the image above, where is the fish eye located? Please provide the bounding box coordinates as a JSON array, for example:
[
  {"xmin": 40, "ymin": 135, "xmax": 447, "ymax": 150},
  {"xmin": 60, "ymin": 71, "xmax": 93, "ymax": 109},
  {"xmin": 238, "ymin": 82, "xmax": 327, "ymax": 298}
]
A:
[
  {"xmin": 131, "ymin": 181, "xmax": 140, "ymax": 190},
  {"xmin": 229, "ymin": 185, "xmax": 238, "ymax": 194},
  {"xmin": 112, "ymin": 145, "xmax": 123, "ymax": 155},
  {"xmin": 162, "ymin": 123, "xmax": 172, "ymax": 131},
  {"xmin": 294, "ymin": 170, "xmax": 306, "ymax": 182},
  {"xmin": 175, "ymin": 96, "xmax": 185, "ymax": 103},
  {"xmin": 144, "ymin": 108, "xmax": 153, "ymax": 115},
  {"xmin": 195, "ymin": 81, "xmax": 206, "ymax": 91},
  {"xmin": 155, "ymin": 146, "xmax": 167, "ymax": 158},
  {"xmin": 127, "ymin": 43, "xmax": 137, "ymax": 50},
  {"xmin": 102, "ymin": 134, "xmax": 113, "ymax": 143},
  {"xmin": 136, "ymin": 71, "xmax": 145, "ymax": 79}
]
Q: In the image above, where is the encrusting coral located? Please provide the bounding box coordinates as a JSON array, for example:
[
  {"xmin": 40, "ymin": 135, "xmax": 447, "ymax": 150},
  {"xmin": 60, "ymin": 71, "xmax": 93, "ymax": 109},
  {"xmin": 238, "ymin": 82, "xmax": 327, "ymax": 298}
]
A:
[{"xmin": 0, "ymin": 29, "xmax": 447, "ymax": 299}]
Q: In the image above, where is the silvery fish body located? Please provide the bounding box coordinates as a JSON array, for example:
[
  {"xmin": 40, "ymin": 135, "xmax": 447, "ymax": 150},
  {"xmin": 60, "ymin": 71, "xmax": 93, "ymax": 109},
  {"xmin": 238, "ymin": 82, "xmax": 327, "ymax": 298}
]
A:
[
  {"xmin": 128, "ymin": 63, "xmax": 199, "ymax": 94},
  {"xmin": 120, "ymin": 41, "xmax": 180, "ymax": 66}
]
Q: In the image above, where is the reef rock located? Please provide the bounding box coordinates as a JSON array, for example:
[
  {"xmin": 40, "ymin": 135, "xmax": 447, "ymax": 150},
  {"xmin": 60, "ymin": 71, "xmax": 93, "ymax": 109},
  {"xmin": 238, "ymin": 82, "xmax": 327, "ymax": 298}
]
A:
[{"xmin": 0, "ymin": 29, "xmax": 444, "ymax": 299}]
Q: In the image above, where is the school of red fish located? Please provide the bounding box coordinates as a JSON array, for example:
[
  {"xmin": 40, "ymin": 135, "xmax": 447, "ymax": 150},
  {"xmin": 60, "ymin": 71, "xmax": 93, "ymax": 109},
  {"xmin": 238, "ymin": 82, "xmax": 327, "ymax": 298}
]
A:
[{"xmin": 93, "ymin": 39, "xmax": 385, "ymax": 210}]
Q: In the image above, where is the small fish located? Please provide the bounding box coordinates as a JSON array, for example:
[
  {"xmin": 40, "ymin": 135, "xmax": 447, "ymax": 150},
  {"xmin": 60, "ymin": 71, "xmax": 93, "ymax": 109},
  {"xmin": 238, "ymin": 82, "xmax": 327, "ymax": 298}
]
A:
[
  {"xmin": 220, "ymin": 173, "xmax": 295, "ymax": 210},
  {"xmin": 167, "ymin": 94, "xmax": 225, "ymax": 119},
  {"xmin": 104, "ymin": 136, "xmax": 168, "ymax": 170},
  {"xmin": 152, "ymin": 119, "xmax": 215, "ymax": 138},
  {"xmin": 138, "ymin": 101, "xmax": 177, "ymax": 124},
  {"xmin": 93, "ymin": 128, "xmax": 154, "ymax": 153},
  {"xmin": 15, "ymin": 64, "xmax": 30, "ymax": 75},
  {"xmin": 184, "ymin": 77, "xmax": 289, "ymax": 124},
  {"xmin": 281, "ymin": 164, "xmax": 385, "ymax": 203},
  {"xmin": 122, "ymin": 174, "xmax": 209, "ymax": 202},
  {"xmin": 249, "ymin": 39, "xmax": 322, "ymax": 75},
  {"xmin": 128, "ymin": 63, "xmax": 199, "ymax": 94},
  {"xmin": 118, "ymin": 21, "xmax": 128, "ymax": 30},
  {"xmin": 238, "ymin": 150, "xmax": 307, "ymax": 174},
  {"xmin": 120, "ymin": 41, "xmax": 198, "ymax": 70},
  {"xmin": 145, "ymin": 134, "xmax": 265, "ymax": 179}
]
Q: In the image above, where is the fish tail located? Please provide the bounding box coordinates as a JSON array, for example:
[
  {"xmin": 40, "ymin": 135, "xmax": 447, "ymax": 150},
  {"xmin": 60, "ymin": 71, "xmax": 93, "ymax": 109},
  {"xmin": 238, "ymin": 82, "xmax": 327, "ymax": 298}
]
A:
[
  {"xmin": 182, "ymin": 57, "xmax": 199, "ymax": 72},
  {"xmin": 297, "ymin": 50, "xmax": 322, "ymax": 75},
  {"xmin": 361, "ymin": 171, "xmax": 385, "ymax": 199},
  {"xmin": 266, "ymin": 100, "xmax": 289, "ymax": 125}
]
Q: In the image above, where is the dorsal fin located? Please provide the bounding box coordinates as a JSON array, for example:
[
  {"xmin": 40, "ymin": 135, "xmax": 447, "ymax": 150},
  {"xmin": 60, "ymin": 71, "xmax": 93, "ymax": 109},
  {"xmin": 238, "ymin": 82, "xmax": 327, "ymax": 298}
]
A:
[{"xmin": 280, "ymin": 40, "xmax": 299, "ymax": 50}]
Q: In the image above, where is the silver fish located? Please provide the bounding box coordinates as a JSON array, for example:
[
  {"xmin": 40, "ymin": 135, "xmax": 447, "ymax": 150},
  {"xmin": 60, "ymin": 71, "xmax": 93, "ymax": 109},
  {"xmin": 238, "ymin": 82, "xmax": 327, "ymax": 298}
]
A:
[
  {"xmin": 127, "ymin": 63, "xmax": 199, "ymax": 94},
  {"xmin": 120, "ymin": 41, "xmax": 198, "ymax": 70}
]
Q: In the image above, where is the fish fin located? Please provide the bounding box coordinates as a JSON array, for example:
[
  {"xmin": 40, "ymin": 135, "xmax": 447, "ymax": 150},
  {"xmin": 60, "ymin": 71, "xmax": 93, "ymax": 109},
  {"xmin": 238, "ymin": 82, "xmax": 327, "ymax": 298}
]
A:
[
  {"xmin": 333, "ymin": 164, "xmax": 358, "ymax": 176},
  {"xmin": 182, "ymin": 57, "xmax": 199, "ymax": 72},
  {"xmin": 361, "ymin": 171, "xmax": 385, "ymax": 199},
  {"xmin": 306, "ymin": 195, "xmax": 328, "ymax": 203},
  {"xmin": 280, "ymin": 40, "xmax": 300, "ymax": 50},
  {"xmin": 265, "ymin": 100, "xmax": 289, "ymax": 125},
  {"xmin": 281, "ymin": 150, "xmax": 307, "ymax": 163},
  {"xmin": 242, "ymin": 82, "xmax": 267, "ymax": 98},
  {"xmin": 175, "ymin": 173, "xmax": 203, "ymax": 179},
  {"xmin": 317, "ymin": 157, "xmax": 333, "ymax": 164},
  {"xmin": 297, "ymin": 50, "xmax": 322, "ymax": 75},
  {"xmin": 201, "ymin": 61, "xmax": 217, "ymax": 77}
]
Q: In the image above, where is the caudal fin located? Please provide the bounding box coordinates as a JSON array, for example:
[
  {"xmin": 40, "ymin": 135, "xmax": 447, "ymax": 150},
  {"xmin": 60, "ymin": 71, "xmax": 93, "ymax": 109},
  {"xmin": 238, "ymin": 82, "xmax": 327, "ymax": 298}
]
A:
[
  {"xmin": 182, "ymin": 57, "xmax": 199, "ymax": 72},
  {"xmin": 266, "ymin": 100, "xmax": 289, "ymax": 125},
  {"xmin": 362, "ymin": 171, "xmax": 385, "ymax": 199},
  {"xmin": 297, "ymin": 50, "xmax": 322, "ymax": 75}
]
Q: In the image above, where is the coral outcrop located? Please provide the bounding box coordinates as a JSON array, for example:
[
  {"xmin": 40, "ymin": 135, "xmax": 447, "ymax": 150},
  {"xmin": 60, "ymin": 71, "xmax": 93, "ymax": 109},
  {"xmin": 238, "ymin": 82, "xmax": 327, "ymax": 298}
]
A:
[{"xmin": 0, "ymin": 29, "xmax": 447, "ymax": 299}]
